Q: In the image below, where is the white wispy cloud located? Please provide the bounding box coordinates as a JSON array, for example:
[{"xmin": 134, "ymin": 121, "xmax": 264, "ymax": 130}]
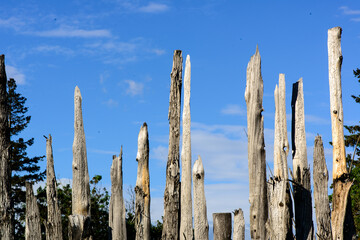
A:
[
  {"xmin": 0, "ymin": 17, "xmax": 26, "ymax": 31},
  {"xmin": 138, "ymin": 2, "xmax": 169, "ymax": 13},
  {"xmin": 33, "ymin": 45, "xmax": 74, "ymax": 56},
  {"xmin": 221, "ymin": 104, "xmax": 245, "ymax": 116},
  {"xmin": 339, "ymin": 6, "xmax": 360, "ymax": 15},
  {"xmin": 151, "ymin": 49, "xmax": 166, "ymax": 56},
  {"xmin": 103, "ymin": 99, "xmax": 119, "ymax": 107},
  {"xmin": 6, "ymin": 65, "xmax": 26, "ymax": 85},
  {"xmin": 31, "ymin": 26, "xmax": 111, "ymax": 38},
  {"xmin": 151, "ymin": 145, "xmax": 168, "ymax": 163},
  {"xmin": 124, "ymin": 80, "xmax": 144, "ymax": 96},
  {"xmin": 88, "ymin": 148, "xmax": 119, "ymax": 155}
]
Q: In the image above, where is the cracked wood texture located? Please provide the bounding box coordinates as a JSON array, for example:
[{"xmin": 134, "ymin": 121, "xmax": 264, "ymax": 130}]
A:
[
  {"xmin": 109, "ymin": 146, "xmax": 127, "ymax": 240},
  {"xmin": 69, "ymin": 86, "xmax": 92, "ymax": 240},
  {"xmin": 0, "ymin": 55, "xmax": 13, "ymax": 240},
  {"xmin": 313, "ymin": 135, "xmax": 332, "ymax": 239},
  {"xmin": 180, "ymin": 55, "xmax": 193, "ymax": 240},
  {"xmin": 162, "ymin": 50, "xmax": 182, "ymax": 240},
  {"xmin": 328, "ymin": 26, "xmax": 356, "ymax": 240},
  {"xmin": 135, "ymin": 123, "xmax": 150, "ymax": 240},
  {"xmin": 233, "ymin": 209, "xmax": 245, "ymax": 240},
  {"xmin": 46, "ymin": 135, "xmax": 63, "ymax": 240},
  {"xmin": 267, "ymin": 75, "xmax": 293, "ymax": 240},
  {"xmin": 291, "ymin": 78, "xmax": 313, "ymax": 240},
  {"xmin": 193, "ymin": 156, "xmax": 209, "ymax": 240},
  {"xmin": 213, "ymin": 213, "xmax": 232, "ymax": 240},
  {"xmin": 244, "ymin": 46, "xmax": 267, "ymax": 239},
  {"xmin": 25, "ymin": 182, "xmax": 41, "ymax": 240}
]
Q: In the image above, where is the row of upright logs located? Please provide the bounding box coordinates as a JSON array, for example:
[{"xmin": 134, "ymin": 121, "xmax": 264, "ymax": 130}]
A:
[
  {"xmin": 246, "ymin": 26, "xmax": 356, "ymax": 239},
  {"xmin": 0, "ymin": 25, "xmax": 357, "ymax": 240}
]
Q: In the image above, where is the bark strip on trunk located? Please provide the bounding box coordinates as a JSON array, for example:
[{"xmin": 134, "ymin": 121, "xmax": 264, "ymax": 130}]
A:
[
  {"xmin": 291, "ymin": 78, "xmax": 313, "ymax": 240},
  {"xmin": 213, "ymin": 213, "xmax": 232, "ymax": 240},
  {"xmin": 268, "ymin": 74, "xmax": 293, "ymax": 240},
  {"xmin": 109, "ymin": 146, "xmax": 127, "ymax": 240},
  {"xmin": 0, "ymin": 55, "xmax": 13, "ymax": 240},
  {"xmin": 193, "ymin": 156, "xmax": 208, "ymax": 240},
  {"xmin": 233, "ymin": 209, "xmax": 245, "ymax": 240},
  {"xmin": 69, "ymin": 86, "xmax": 92, "ymax": 240},
  {"xmin": 328, "ymin": 26, "xmax": 356, "ymax": 240},
  {"xmin": 180, "ymin": 54, "xmax": 193, "ymax": 240},
  {"xmin": 244, "ymin": 46, "xmax": 267, "ymax": 239},
  {"xmin": 25, "ymin": 182, "xmax": 41, "ymax": 240},
  {"xmin": 135, "ymin": 123, "xmax": 150, "ymax": 240},
  {"xmin": 162, "ymin": 50, "xmax": 182, "ymax": 240},
  {"xmin": 45, "ymin": 134, "xmax": 63, "ymax": 240},
  {"xmin": 313, "ymin": 135, "xmax": 332, "ymax": 239}
]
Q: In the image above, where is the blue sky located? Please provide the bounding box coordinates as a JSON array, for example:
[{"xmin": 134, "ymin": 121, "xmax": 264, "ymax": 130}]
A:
[{"xmin": 2, "ymin": 1, "xmax": 360, "ymax": 239}]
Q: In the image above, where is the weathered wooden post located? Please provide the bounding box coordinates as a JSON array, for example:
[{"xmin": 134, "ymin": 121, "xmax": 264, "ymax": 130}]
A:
[
  {"xmin": 267, "ymin": 75, "xmax": 293, "ymax": 239},
  {"xmin": 213, "ymin": 213, "xmax": 232, "ymax": 240},
  {"xmin": 45, "ymin": 134, "xmax": 63, "ymax": 240},
  {"xmin": 68, "ymin": 86, "xmax": 92, "ymax": 240},
  {"xmin": 313, "ymin": 135, "xmax": 332, "ymax": 239},
  {"xmin": 193, "ymin": 156, "xmax": 209, "ymax": 240},
  {"xmin": 109, "ymin": 146, "xmax": 127, "ymax": 240},
  {"xmin": 291, "ymin": 78, "xmax": 313, "ymax": 240},
  {"xmin": 233, "ymin": 209, "xmax": 245, "ymax": 240},
  {"xmin": 328, "ymin": 26, "xmax": 356, "ymax": 239},
  {"xmin": 244, "ymin": 46, "xmax": 268, "ymax": 239},
  {"xmin": 162, "ymin": 50, "xmax": 182, "ymax": 240},
  {"xmin": 25, "ymin": 182, "xmax": 41, "ymax": 240},
  {"xmin": 135, "ymin": 123, "xmax": 151, "ymax": 240},
  {"xmin": 0, "ymin": 55, "xmax": 13, "ymax": 240},
  {"xmin": 180, "ymin": 54, "xmax": 193, "ymax": 240}
]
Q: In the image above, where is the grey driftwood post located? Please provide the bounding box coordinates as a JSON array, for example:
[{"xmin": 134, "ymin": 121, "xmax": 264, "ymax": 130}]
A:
[
  {"xmin": 213, "ymin": 213, "xmax": 232, "ymax": 240},
  {"xmin": 244, "ymin": 46, "xmax": 268, "ymax": 239},
  {"xmin": 162, "ymin": 50, "xmax": 182, "ymax": 240},
  {"xmin": 25, "ymin": 182, "xmax": 41, "ymax": 240},
  {"xmin": 109, "ymin": 146, "xmax": 127, "ymax": 240},
  {"xmin": 267, "ymin": 75, "xmax": 292, "ymax": 239},
  {"xmin": 193, "ymin": 156, "xmax": 208, "ymax": 240},
  {"xmin": 69, "ymin": 86, "xmax": 92, "ymax": 240},
  {"xmin": 233, "ymin": 209, "xmax": 245, "ymax": 240},
  {"xmin": 291, "ymin": 78, "xmax": 313, "ymax": 240},
  {"xmin": 313, "ymin": 135, "xmax": 332, "ymax": 239},
  {"xmin": 328, "ymin": 26, "xmax": 356, "ymax": 239},
  {"xmin": 135, "ymin": 123, "xmax": 150, "ymax": 240},
  {"xmin": 0, "ymin": 55, "xmax": 13, "ymax": 240},
  {"xmin": 45, "ymin": 135, "xmax": 63, "ymax": 240},
  {"xmin": 180, "ymin": 54, "xmax": 193, "ymax": 240}
]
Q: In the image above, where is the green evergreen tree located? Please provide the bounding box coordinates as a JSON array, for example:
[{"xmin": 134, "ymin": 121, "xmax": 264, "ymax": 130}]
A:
[
  {"xmin": 344, "ymin": 68, "xmax": 360, "ymax": 235},
  {"xmin": 8, "ymin": 78, "xmax": 45, "ymax": 239}
]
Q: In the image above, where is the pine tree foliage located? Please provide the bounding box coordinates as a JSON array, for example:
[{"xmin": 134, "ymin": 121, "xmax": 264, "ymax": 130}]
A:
[
  {"xmin": 8, "ymin": 78, "xmax": 45, "ymax": 239},
  {"xmin": 344, "ymin": 68, "xmax": 360, "ymax": 234}
]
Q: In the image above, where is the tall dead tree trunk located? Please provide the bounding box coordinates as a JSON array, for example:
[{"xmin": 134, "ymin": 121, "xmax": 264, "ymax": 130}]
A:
[
  {"xmin": 135, "ymin": 123, "xmax": 150, "ymax": 240},
  {"xmin": 162, "ymin": 50, "xmax": 182, "ymax": 240},
  {"xmin": 25, "ymin": 182, "xmax": 41, "ymax": 240},
  {"xmin": 291, "ymin": 78, "xmax": 313, "ymax": 240},
  {"xmin": 244, "ymin": 46, "xmax": 268, "ymax": 239},
  {"xmin": 0, "ymin": 55, "xmax": 13, "ymax": 240},
  {"xmin": 267, "ymin": 74, "xmax": 293, "ymax": 240},
  {"xmin": 69, "ymin": 86, "xmax": 92, "ymax": 240},
  {"xmin": 328, "ymin": 26, "xmax": 356, "ymax": 240},
  {"xmin": 180, "ymin": 54, "xmax": 193, "ymax": 240},
  {"xmin": 233, "ymin": 209, "xmax": 245, "ymax": 240},
  {"xmin": 109, "ymin": 146, "xmax": 127, "ymax": 240},
  {"xmin": 313, "ymin": 135, "xmax": 332, "ymax": 239},
  {"xmin": 193, "ymin": 156, "xmax": 208, "ymax": 240},
  {"xmin": 45, "ymin": 134, "xmax": 63, "ymax": 240},
  {"xmin": 213, "ymin": 213, "xmax": 232, "ymax": 240}
]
